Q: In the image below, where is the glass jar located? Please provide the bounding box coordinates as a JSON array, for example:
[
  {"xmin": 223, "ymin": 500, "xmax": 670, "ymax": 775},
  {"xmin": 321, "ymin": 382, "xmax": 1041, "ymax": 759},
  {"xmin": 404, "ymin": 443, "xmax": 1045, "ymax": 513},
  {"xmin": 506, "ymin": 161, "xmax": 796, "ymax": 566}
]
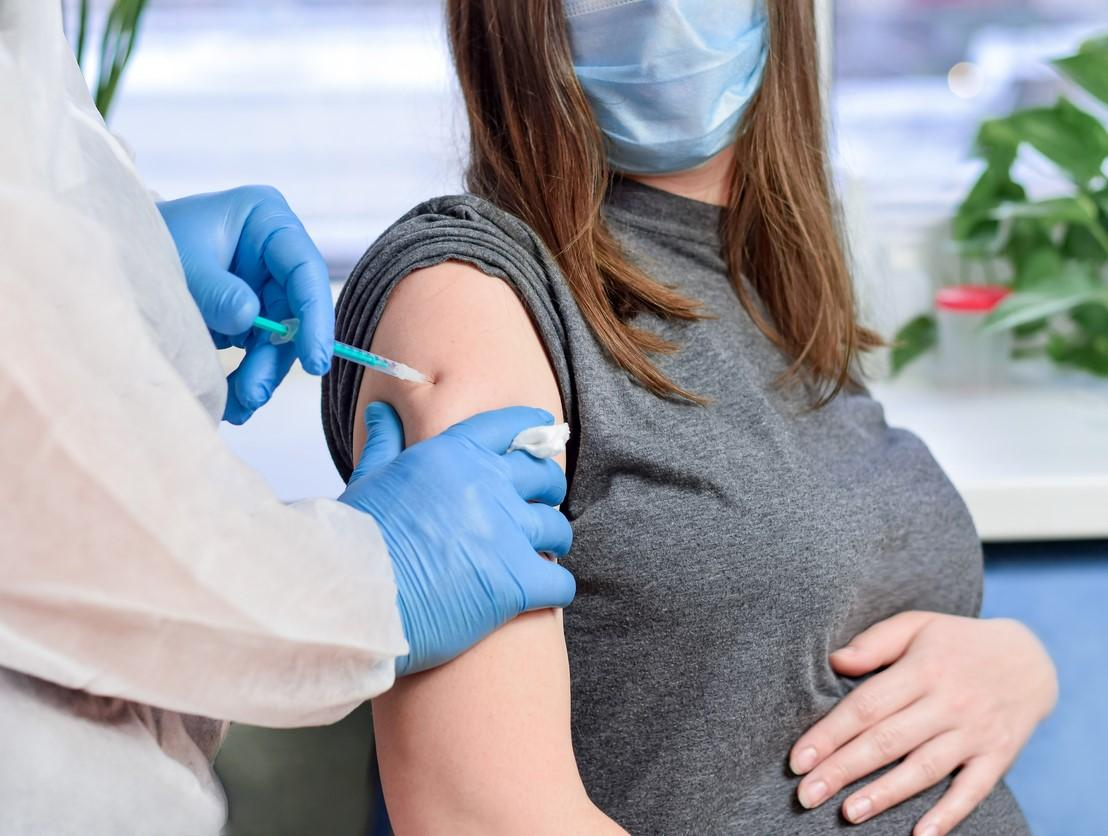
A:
[{"xmin": 935, "ymin": 284, "xmax": 1011, "ymax": 387}]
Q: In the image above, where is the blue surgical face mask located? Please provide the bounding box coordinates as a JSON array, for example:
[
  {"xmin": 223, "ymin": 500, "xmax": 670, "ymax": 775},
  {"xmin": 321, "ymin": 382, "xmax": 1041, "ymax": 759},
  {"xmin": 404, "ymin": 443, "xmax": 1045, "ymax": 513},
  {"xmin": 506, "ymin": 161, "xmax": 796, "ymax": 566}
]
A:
[{"xmin": 565, "ymin": 0, "xmax": 769, "ymax": 175}]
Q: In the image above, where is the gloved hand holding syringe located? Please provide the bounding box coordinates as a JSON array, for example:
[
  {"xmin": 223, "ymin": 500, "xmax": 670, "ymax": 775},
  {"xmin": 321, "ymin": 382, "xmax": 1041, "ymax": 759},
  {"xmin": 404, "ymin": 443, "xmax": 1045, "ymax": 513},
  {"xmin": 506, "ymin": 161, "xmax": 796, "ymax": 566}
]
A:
[
  {"xmin": 159, "ymin": 186, "xmax": 436, "ymax": 421},
  {"xmin": 251, "ymin": 315, "xmax": 432, "ymax": 384}
]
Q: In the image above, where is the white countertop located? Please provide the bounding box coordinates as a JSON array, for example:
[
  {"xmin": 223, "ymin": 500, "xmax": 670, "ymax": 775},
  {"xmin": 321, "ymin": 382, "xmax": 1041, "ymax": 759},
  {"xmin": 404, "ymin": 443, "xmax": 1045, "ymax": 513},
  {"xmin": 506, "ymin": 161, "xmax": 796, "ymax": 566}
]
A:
[
  {"xmin": 872, "ymin": 362, "xmax": 1108, "ymax": 542},
  {"xmin": 222, "ymin": 351, "xmax": 1108, "ymax": 543}
]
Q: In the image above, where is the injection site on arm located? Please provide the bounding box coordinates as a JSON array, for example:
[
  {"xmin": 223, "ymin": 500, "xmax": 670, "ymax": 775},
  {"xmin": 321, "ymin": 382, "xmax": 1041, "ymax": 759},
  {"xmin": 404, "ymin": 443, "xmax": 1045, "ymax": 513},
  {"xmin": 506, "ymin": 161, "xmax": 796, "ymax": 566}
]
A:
[{"xmin": 253, "ymin": 315, "xmax": 432, "ymax": 384}]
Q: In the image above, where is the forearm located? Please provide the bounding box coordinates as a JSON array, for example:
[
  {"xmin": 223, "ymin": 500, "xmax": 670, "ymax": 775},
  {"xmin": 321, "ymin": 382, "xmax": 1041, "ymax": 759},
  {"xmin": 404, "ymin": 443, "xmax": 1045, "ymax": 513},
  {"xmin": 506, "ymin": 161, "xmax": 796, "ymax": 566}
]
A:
[
  {"xmin": 421, "ymin": 801, "xmax": 623, "ymax": 835},
  {"xmin": 382, "ymin": 777, "xmax": 622, "ymax": 836}
]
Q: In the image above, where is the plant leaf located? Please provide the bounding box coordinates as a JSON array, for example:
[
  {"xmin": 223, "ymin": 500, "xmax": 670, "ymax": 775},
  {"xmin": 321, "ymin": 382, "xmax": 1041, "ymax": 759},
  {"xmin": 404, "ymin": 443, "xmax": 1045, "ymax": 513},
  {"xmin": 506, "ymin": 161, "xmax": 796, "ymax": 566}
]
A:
[
  {"xmin": 952, "ymin": 154, "xmax": 1025, "ymax": 243},
  {"xmin": 1066, "ymin": 301, "xmax": 1108, "ymax": 377},
  {"xmin": 973, "ymin": 119, "xmax": 1022, "ymax": 161},
  {"xmin": 1006, "ymin": 217, "xmax": 1056, "ymax": 279},
  {"xmin": 1048, "ymin": 331, "xmax": 1108, "ymax": 376},
  {"xmin": 890, "ymin": 314, "xmax": 937, "ymax": 374},
  {"xmin": 983, "ymin": 99, "xmax": 1108, "ymax": 185},
  {"xmin": 1012, "ymin": 246, "xmax": 1065, "ymax": 289},
  {"xmin": 1072, "ymin": 299, "xmax": 1108, "ymax": 333},
  {"xmin": 1095, "ymin": 186, "xmax": 1108, "ymax": 222},
  {"xmin": 990, "ymin": 194, "xmax": 1098, "ymax": 225},
  {"xmin": 1014, "ymin": 318, "xmax": 1050, "ymax": 339},
  {"xmin": 990, "ymin": 195, "xmax": 1108, "ymax": 254},
  {"xmin": 1063, "ymin": 225, "xmax": 1108, "ymax": 262},
  {"xmin": 984, "ymin": 263, "xmax": 1108, "ymax": 332},
  {"xmin": 1053, "ymin": 33, "xmax": 1108, "ymax": 107},
  {"xmin": 94, "ymin": 0, "xmax": 150, "ymax": 122}
]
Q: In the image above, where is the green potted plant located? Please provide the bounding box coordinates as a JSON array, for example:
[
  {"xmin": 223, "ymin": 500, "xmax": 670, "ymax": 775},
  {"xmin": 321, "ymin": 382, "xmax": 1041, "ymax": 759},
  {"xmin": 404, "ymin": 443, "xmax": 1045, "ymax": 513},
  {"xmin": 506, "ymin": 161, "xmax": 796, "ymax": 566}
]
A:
[
  {"xmin": 893, "ymin": 33, "xmax": 1108, "ymax": 376},
  {"xmin": 63, "ymin": 0, "xmax": 150, "ymax": 122}
]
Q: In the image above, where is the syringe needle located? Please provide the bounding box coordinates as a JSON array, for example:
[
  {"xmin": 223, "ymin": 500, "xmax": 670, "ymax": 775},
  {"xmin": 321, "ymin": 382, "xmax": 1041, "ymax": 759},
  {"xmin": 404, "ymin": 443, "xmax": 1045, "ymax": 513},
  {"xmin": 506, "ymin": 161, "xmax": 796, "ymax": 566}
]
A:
[{"xmin": 251, "ymin": 316, "xmax": 432, "ymax": 385}]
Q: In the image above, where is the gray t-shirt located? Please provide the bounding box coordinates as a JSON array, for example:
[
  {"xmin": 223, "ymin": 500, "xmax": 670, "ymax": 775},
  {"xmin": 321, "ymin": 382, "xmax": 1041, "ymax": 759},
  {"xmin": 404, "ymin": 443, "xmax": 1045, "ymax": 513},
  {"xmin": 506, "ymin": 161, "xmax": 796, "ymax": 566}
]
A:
[{"xmin": 323, "ymin": 179, "xmax": 1028, "ymax": 835}]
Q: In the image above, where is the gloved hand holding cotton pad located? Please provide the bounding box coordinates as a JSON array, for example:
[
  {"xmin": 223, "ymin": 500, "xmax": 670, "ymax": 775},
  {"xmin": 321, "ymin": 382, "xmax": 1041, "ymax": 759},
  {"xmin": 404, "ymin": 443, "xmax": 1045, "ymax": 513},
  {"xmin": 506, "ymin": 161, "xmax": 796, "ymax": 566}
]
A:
[
  {"xmin": 509, "ymin": 423, "xmax": 571, "ymax": 459},
  {"xmin": 510, "ymin": 423, "xmax": 571, "ymax": 564}
]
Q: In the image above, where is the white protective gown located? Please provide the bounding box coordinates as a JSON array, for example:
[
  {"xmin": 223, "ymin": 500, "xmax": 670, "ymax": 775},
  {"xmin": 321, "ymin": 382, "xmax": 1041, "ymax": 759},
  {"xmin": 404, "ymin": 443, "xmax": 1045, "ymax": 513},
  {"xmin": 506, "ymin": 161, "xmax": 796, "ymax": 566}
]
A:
[{"xmin": 0, "ymin": 3, "xmax": 407, "ymax": 833}]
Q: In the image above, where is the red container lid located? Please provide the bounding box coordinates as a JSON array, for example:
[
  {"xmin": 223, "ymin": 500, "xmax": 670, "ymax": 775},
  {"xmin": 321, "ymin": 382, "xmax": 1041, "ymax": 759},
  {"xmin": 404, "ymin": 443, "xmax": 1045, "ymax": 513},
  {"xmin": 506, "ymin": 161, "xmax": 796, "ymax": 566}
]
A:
[{"xmin": 935, "ymin": 284, "xmax": 1010, "ymax": 313}]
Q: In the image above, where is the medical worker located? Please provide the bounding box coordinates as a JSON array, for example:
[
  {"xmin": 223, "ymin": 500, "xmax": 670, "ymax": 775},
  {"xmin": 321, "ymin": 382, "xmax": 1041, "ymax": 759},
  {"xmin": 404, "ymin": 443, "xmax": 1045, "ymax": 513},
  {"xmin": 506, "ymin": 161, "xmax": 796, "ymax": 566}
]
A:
[{"xmin": 0, "ymin": 3, "xmax": 574, "ymax": 833}]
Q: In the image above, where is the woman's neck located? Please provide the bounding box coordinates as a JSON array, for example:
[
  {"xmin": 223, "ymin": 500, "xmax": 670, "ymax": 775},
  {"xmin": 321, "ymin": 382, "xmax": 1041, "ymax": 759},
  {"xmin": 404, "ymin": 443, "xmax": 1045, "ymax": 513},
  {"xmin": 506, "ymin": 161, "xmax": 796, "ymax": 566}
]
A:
[{"xmin": 625, "ymin": 147, "xmax": 735, "ymax": 207}]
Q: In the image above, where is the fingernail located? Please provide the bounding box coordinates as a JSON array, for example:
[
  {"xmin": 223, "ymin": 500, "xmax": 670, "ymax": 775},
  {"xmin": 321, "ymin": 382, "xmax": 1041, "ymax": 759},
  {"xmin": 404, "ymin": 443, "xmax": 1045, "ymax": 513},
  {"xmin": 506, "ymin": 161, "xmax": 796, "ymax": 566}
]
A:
[
  {"xmin": 791, "ymin": 746, "xmax": 818, "ymax": 774},
  {"xmin": 845, "ymin": 796, "xmax": 873, "ymax": 822},
  {"xmin": 832, "ymin": 645, "xmax": 856, "ymax": 657},
  {"xmin": 919, "ymin": 826, "xmax": 940, "ymax": 836},
  {"xmin": 246, "ymin": 387, "xmax": 270, "ymax": 409},
  {"xmin": 799, "ymin": 779, "xmax": 828, "ymax": 809}
]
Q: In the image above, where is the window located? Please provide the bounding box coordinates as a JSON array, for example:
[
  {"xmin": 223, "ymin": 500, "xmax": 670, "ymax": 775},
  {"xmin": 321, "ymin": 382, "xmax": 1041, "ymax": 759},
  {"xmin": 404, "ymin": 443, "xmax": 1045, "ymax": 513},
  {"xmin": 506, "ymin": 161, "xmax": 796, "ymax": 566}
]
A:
[
  {"xmin": 103, "ymin": 0, "xmax": 462, "ymax": 279},
  {"xmin": 96, "ymin": 1, "xmax": 1105, "ymax": 322},
  {"xmin": 831, "ymin": 0, "xmax": 1106, "ymax": 331}
]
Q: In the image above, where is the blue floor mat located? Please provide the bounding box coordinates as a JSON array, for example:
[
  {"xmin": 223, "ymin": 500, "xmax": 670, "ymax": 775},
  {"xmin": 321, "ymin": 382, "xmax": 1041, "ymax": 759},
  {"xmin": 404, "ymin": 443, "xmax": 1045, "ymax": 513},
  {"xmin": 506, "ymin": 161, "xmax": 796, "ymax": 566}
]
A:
[{"xmin": 982, "ymin": 541, "xmax": 1108, "ymax": 836}]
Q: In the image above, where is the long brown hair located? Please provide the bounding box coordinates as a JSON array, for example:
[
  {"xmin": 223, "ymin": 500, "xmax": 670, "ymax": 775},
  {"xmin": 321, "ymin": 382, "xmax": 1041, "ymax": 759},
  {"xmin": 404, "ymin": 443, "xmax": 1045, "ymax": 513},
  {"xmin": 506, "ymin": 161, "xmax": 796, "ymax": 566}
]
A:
[{"xmin": 446, "ymin": 0, "xmax": 880, "ymax": 404}]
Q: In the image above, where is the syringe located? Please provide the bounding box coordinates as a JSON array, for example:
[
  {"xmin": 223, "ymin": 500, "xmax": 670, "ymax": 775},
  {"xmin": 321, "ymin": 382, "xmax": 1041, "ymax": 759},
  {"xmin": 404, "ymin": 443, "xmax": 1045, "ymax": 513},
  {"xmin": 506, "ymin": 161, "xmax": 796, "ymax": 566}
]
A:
[{"xmin": 252, "ymin": 316, "xmax": 432, "ymax": 384}]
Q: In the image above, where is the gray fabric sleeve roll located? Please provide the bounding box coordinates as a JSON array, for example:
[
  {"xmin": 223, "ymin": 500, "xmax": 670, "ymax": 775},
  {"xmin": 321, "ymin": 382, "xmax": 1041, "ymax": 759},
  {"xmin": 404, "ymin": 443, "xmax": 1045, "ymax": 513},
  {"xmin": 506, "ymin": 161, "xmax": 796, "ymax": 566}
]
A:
[{"xmin": 322, "ymin": 195, "xmax": 577, "ymax": 482}]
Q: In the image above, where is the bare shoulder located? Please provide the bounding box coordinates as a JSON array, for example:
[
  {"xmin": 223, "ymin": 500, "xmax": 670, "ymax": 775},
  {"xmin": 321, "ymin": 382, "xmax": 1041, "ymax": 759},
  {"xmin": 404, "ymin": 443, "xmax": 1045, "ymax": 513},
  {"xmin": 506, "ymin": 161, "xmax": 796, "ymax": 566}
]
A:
[{"xmin": 353, "ymin": 259, "xmax": 564, "ymax": 451}]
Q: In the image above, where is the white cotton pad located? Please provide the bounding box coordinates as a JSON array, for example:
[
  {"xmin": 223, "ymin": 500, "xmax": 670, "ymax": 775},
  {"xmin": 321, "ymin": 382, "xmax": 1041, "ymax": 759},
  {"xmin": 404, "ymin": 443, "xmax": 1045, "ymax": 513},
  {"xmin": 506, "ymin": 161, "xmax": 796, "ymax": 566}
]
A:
[{"xmin": 508, "ymin": 423, "xmax": 571, "ymax": 459}]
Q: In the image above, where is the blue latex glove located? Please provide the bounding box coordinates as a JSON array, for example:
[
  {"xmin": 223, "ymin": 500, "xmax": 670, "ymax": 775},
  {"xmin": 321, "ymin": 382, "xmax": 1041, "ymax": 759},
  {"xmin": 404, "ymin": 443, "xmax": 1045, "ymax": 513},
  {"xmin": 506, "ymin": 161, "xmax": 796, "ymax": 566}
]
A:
[
  {"xmin": 158, "ymin": 186, "xmax": 334, "ymax": 425},
  {"xmin": 340, "ymin": 403, "xmax": 576, "ymax": 676}
]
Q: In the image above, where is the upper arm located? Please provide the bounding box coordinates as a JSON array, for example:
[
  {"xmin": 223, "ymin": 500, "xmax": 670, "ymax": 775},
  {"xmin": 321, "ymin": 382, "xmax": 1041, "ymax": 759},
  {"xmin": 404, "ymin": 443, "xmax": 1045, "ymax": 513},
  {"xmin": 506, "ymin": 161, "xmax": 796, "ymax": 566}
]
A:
[
  {"xmin": 351, "ymin": 260, "xmax": 565, "ymax": 451},
  {"xmin": 351, "ymin": 262, "xmax": 606, "ymax": 833}
]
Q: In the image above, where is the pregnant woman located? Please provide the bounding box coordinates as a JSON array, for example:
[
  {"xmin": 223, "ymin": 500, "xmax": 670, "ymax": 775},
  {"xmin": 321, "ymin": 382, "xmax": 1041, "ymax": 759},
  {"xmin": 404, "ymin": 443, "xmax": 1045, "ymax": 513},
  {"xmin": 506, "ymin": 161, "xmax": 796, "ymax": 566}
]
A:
[{"xmin": 323, "ymin": 1, "xmax": 1057, "ymax": 832}]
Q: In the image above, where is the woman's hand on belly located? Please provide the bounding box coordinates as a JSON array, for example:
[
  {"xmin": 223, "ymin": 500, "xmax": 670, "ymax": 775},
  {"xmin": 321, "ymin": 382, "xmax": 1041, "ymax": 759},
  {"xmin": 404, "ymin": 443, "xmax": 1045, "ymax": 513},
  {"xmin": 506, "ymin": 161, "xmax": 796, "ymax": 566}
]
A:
[{"xmin": 788, "ymin": 611, "xmax": 1057, "ymax": 836}]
